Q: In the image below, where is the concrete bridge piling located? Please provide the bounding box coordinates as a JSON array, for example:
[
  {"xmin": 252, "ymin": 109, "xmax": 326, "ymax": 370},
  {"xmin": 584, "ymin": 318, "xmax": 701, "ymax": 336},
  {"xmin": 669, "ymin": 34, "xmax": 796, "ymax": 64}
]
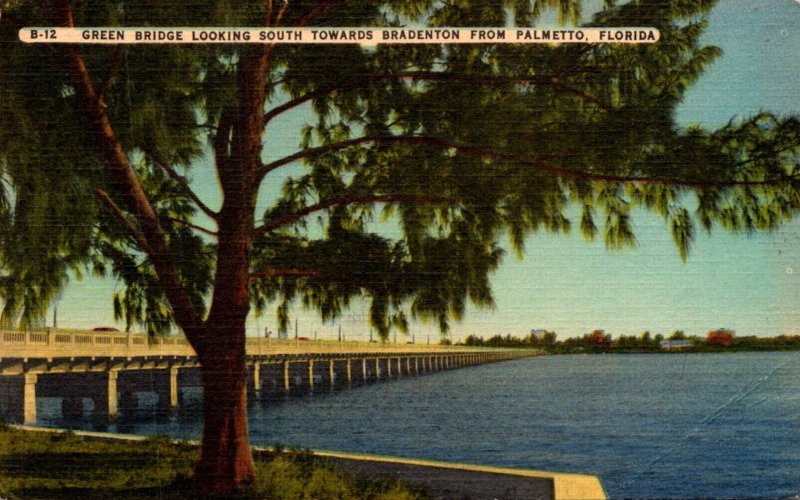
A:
[{"xmin": 0, "ymin": 329, "xmax": 537, "ymax": 425}]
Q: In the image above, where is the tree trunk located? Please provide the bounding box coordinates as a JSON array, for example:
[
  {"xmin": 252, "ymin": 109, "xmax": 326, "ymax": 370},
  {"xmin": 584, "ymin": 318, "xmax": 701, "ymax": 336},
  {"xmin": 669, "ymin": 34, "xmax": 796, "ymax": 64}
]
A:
[
  {"xmin": 190, "ymin": 45, "xmax": 264, "ymax": 497},
  {"xmin": 192, "ymin": 176, "xmax": 258, "ymax": 494},
  {"xmin": 193, "ymin": 341, "xmax": 255, "ymax": 495}
]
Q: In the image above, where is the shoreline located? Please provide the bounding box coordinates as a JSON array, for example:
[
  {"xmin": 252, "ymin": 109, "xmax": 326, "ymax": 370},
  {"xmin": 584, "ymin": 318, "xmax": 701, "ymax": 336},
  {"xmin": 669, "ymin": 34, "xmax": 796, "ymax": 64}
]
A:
[{"xmin": 7, "ymin": 425, "xmax": 606, "ymax": 500}]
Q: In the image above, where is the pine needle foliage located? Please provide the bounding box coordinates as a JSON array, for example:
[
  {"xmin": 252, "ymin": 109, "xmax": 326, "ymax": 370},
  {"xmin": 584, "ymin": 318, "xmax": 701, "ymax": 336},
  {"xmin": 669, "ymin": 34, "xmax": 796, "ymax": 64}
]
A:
[{"xmin": 0, "ymin": 0, "xmax": 799, "ymax": 338}]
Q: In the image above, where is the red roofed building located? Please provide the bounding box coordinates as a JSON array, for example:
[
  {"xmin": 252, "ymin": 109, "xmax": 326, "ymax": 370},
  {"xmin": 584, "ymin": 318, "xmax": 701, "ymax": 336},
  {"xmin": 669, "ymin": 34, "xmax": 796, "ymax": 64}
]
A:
[{"xmin": 706, "ymin": 329, "xmax": 735, "ymax": 347}]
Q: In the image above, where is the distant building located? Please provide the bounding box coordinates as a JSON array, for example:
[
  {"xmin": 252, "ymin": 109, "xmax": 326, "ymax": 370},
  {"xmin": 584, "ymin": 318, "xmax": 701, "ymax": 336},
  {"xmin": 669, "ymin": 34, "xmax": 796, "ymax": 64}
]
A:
[
  {"xmin": 660, "ymin": 339, "xmax": 692, "ymax": 350},
  {"xmin": 706, "ymin": 329, "xmax": 735, "ymax": 346},
  {"xmin": 589, "ymin": 330, "xmax": 608, "ymax": 344}
]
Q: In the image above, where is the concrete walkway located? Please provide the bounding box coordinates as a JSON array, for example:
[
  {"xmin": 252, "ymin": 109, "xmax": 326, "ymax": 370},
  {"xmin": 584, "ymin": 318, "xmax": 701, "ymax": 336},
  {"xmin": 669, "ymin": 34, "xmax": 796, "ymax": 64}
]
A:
[{"xmin": 308, "ymin": 449, "xmax": 606, "ymax": 500}]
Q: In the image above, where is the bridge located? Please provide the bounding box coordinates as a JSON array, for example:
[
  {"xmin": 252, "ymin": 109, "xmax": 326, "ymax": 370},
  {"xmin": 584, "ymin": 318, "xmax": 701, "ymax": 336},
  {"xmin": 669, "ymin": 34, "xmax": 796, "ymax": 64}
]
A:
[{"xmin": 0, "ymin": 329, "xmax": 536, "ymax": 424}]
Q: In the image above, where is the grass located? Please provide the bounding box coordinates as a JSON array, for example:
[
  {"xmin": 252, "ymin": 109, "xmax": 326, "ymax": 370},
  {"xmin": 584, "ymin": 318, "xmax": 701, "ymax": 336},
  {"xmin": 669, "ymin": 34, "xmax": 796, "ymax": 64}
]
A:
[{"xmin": 0, "ymin": 426, "xmax": 429, "ymax": 499}]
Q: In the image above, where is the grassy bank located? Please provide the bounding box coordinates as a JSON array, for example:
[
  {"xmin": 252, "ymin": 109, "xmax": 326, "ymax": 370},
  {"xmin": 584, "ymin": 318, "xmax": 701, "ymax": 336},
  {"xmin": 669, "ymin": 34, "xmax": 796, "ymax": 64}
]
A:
[{"xmin": 0, "ymin": 425, "xmax": 428, "ymax": 499}]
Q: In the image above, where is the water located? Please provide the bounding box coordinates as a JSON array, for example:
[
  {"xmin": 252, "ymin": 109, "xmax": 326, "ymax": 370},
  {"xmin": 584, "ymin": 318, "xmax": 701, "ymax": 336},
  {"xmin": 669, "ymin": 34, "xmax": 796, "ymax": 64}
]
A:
[{"xmin": 34, "ymin": 352, "xmax": 800, "ymax": 499}]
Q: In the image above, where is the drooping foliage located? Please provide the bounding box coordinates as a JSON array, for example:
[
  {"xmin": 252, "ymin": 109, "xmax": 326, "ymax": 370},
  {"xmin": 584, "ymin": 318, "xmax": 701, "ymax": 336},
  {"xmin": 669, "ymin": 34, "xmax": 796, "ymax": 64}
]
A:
[{"xmin": 0, "ymin": 0, "xmax": 798, "ymax": 339}]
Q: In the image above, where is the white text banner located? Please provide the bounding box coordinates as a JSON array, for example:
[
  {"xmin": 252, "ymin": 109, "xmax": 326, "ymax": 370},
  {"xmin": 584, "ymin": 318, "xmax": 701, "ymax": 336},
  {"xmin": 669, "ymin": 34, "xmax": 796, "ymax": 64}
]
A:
[{"xmin": 19, "ymin": 27, "xmax": 660, "ymax": 45}]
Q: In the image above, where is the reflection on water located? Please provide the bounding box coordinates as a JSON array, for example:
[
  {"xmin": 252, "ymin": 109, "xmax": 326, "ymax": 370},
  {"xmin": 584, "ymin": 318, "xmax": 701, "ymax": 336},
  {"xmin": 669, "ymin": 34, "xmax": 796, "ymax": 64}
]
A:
[{"xmin": 32, "ymin": 353, "xmax": 800, "ymax": 499}]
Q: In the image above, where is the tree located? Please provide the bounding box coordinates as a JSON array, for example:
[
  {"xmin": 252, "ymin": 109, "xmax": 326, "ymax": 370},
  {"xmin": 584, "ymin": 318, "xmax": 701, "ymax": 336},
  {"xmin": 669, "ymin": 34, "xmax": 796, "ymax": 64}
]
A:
[
  {"xmin": 537, "ymin": 331, "xmax": 558, "ymax": 347},
  {"xmin": 669, "ymin": 329, "xmax": 688, "ymax": 340},
  {"xmin": 2, "ymin": 0, "xmax": 800, "ymax": 494}
]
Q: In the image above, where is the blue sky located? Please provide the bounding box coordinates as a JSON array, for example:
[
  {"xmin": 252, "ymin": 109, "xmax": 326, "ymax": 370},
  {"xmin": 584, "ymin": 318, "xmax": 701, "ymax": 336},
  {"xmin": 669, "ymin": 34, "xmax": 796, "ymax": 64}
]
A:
[{"xmin": 52, "ymin": 0, "xmax": 800, "ymax": 340}]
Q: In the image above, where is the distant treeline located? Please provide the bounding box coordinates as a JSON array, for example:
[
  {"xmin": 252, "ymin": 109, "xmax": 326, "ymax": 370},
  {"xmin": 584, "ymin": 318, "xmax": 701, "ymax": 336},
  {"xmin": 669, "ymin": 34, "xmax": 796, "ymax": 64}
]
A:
[{"xmin": 460, "ymin": 330, "xmax": 800, "ymax": 354}]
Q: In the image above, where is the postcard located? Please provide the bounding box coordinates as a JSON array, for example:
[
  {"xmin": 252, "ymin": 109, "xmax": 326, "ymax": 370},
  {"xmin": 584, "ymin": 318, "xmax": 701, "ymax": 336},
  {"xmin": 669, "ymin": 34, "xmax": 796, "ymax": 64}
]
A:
[{"xmin": 1, "ymin": 1, "xmax": 799, "ymax": 498}]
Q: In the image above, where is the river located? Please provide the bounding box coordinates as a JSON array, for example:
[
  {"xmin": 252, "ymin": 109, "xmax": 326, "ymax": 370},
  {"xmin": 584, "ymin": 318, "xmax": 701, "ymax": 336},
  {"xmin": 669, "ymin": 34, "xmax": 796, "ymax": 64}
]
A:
[{"xmin": 34, "ymin": 352, "xmax": 800, "ymax": 499}]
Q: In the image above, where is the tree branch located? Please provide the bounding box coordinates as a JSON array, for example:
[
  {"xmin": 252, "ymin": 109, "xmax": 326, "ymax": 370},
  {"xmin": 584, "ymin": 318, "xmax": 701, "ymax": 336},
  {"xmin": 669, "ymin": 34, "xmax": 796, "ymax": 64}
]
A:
[
  {"xmin": 261, "ymin": 134, "xmax": 575, "ymax": 175},
  {"xmin": 249, "ymin": 267, "xmax": 362, "ymax": 288},
  {"xmin": 296, "ymin": 0, "xmax": 346, "ymax": 26},
  {"xmin": 97, "ymin": 46, "xmax": 124, "ymax": 108},
  {"xmin": 405, "ymin": 71, "xmax": 611, "ymax": 110},
  {"xmin": 213, "ymin": 107, "xmax": 234, "ymax": 160},
  {"xmin": 249, "ymin": 268, "xmax": 324, "ymax": 280},
  {"xmin": 255, "ymin": 193, "xmax": 452, "ymax": 236},
  {"xmin": 261, "ymin": 134, "xmax": 799, "ymax": 191},
  {"xmin": 265, "ymin": 0, "xmax": 274, "ymax": 27},
  {"xmin": 53, "ymin": 0, "xmax": 202, "ymax": 336},
  {"xmin": 168, "ymin": 217, "xmax": 219, "ymax": 238},
  {"xmin": 734, "ymin": 142, "xmax": 800, "ymax": 169},
  {"xmin": 94, "ymin": 188, "xmax": 153, "ymax": 254},
  {"xmin": 263, "ymin": 71, "xmax": 612, "ymax": 127},
  {"xmin": 141, "ymin": 146, "xmax": 219, "ymax": 221},
  {"xmin": 203, "ymin": 1, "xmax": 286, "ymax": 343}
]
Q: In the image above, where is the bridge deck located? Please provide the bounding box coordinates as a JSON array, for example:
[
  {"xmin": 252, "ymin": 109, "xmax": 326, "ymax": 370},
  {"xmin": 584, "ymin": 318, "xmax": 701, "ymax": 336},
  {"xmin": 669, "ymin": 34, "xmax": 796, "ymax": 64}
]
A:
[{"xmin": 0, "ymin": 329, "xmax": 522, "ymax": 359}]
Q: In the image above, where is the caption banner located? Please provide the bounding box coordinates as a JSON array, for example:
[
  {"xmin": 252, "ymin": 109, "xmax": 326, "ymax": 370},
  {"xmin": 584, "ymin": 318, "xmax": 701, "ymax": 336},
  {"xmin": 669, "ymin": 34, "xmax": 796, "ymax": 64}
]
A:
[{"xmin": 19, "ymin": 27, "xmax": 660, "ymax": 45}]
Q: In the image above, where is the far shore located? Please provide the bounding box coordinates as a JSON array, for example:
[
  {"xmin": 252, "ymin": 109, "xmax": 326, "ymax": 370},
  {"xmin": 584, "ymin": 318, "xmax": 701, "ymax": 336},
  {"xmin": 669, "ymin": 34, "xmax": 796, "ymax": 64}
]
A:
[{"xmin": 459, "ymin": 331, "xmax": 800, "ymax": 355}]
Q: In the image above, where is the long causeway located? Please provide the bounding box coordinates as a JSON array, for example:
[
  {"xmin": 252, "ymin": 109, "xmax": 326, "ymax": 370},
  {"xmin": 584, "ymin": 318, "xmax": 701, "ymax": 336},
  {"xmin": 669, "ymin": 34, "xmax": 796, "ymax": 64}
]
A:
[{"xmin": 0, "ymin": 329, "xmax": 535, "ymax": 424}]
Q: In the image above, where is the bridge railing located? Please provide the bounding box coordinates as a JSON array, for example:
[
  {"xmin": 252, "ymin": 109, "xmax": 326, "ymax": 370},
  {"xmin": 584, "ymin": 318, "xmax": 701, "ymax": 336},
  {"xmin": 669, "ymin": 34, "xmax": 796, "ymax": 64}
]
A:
[
  {"xmin": 0, "ymin": 329, "xmax": 528, "ymax": 359},
  {"xmin": 0, "ymin": 329, "xmax": 194, "ymax": 358},
  {"xmin": 243, "ymin": 337, "xmax": 499, "ymax": 355}
]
